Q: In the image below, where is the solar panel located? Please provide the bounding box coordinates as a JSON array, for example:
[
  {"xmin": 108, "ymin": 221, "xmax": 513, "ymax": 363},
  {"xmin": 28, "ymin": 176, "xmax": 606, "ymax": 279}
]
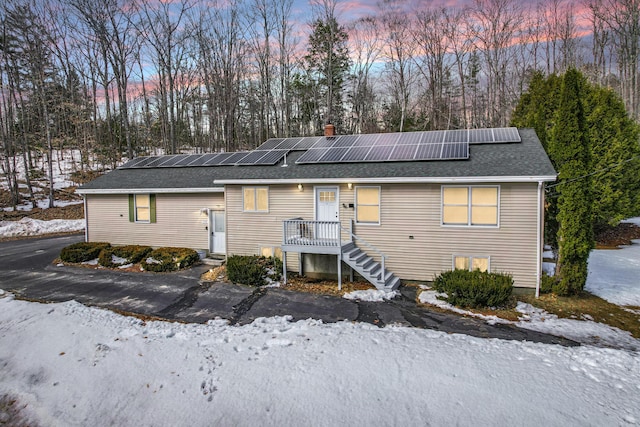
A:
[
  {"xmin": 296, "ymin": 148, "xmax": 327, "ymax": 163},
  {"xmin": 187, "ymin": 154, "xmax": 215, "ymax": 167},
  {"xmin": 274, "ymin": 137, "xmax": 302, "ymax": 150},
  {"xmin": 202, "ymin": 153, "xmax": 222, "ymax": 165},
  {"xmin": 293, "ymin": 137, "xmax": 321, "ymax": 150},
  {"xmin": 422, "ymin": 130, "xmax": 445, "ymax": 144},
  {"xmin": 389, "ymin": 144, "xmax": 419, "ymax": 160},
  {"xmin": 220, "ymin": 152, "xmax": 250, "ymax": 164},
  {"xmin": 493, "ymin": 127, "xmax": 521, "ymax": 142},
  {"xmin": 468, "ymin": 128, "xmax": 492, "ymax": 143},
  {"xmin": 365, "ymin": 145, "xmax": 394, "ymax": 161},
  {"xmin": 135, "ymin": 157, "xmax": 160, "ymax": 168},
  {"xmin": 353, "ymin": 135, "xmax": 380, "ymax": 147},
  {"xmin": 253, "ymin": 149, "xmax": 288, "ymax": 165},
  {"xmin": 445, "ymin": 129, "xmax": 468, "ymax": 143},
  {"xmin": 441, "ymin": 142, "xmax": 469, "ymax": 159},
  {"xmin": 119, "ymin": 157, "xmax": 147, "ymax": 169},
  {"xmin": 376, "ymin": 133, "xmax": 402, "ymax": 146},
  {"xmin": 312, "ymin": 137, "xmax": 337, "ymax": 148},
  {"xmin": 257, "ymin": 138, "xmax": 284, "ymax": 150},
  {"xmin": 172, "ymin": 154, "xmax": 202, "ymax": 167},
  {"xmin": 332, "ymin": 135, "xmax": 358, "ymax": 148},
  {"xmin": 235, "ymin": 150, "xmax": 269, "ymax": 165},
  {"xmin": 397, "ymin": 132, "xmax": 423, "ymax": 145},
  {"xmin": 415, "ymin": 143, "xmax": 442, "ymax": 160},
  {"xmin": 341, "ymin": 146, "xmax": 372, "ymax": 162},
  {"xmin": 319, "ymin": 147, "xmax": 349, "ymax": 162}
]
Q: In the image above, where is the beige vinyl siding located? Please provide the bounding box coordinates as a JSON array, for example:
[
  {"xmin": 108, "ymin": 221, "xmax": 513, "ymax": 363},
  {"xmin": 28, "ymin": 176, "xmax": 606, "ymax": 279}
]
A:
[
  {"xmin": 226, "ymin": 184, "xmax": 317, "ymax": 271},
  {"xmin": 86, "ymin": 193, "xmax": 223, "ymax": 250},
  {"xmin": 350, "ymin": 183, "xmax": 540, "ymax": 288},
  {"xmin": 226, "ymin": 182, "xmax": 540, "ymax": 288}
]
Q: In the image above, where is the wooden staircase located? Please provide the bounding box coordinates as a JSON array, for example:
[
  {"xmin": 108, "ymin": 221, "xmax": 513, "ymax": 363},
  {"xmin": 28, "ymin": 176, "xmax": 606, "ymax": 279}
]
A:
[{"xmin": 341, "ymin": 242, "xmax": 401, "ymax": 291}]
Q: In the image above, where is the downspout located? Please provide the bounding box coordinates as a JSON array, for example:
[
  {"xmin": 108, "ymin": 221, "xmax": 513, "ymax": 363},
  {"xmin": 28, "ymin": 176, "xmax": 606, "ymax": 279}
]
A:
[
  {"xmin": 83, "ymin": 195, "xmax": 89, "ymax": 243},
  {"xmin": 536, "ymin": 181, "xmax": 543, "ymax": 298}
]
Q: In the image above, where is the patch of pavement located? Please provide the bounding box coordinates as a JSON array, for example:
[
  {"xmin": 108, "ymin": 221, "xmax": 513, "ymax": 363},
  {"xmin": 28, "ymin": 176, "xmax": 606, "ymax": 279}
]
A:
[
  {"xmin": 240, "ymin": 288, "xmax": 359, "ymax": 325},
  {"xmin": 172, "ymin": 282, "xmax": 255, "ymax": 323},
  {"xmin": 1, "ymin": 236, "xmax": 580, "ymax": 347}
]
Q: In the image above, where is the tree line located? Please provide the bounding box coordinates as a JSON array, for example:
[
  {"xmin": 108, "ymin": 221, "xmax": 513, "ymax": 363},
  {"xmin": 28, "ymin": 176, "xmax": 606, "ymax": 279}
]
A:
[{"xmin": 2, "ymin": 0, "xmax": 640, "ymax": 209}]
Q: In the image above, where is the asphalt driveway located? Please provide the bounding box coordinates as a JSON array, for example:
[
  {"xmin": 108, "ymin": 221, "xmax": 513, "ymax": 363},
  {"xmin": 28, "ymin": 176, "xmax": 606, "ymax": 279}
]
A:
[{"xmin": 0, "ymin": 235, "xmax": 578, "ymax": 346}]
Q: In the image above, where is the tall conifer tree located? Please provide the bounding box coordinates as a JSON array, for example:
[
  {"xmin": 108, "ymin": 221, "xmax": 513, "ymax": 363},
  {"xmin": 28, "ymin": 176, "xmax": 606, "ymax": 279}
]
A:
[{"xmin": 550, "ymin": 68, "xmax": 594, "ymax": 295}]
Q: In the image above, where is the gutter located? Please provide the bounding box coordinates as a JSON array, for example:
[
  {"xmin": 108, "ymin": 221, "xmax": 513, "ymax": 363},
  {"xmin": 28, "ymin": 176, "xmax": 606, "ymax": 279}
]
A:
[
  {"xmin": 214, "ymin": 175, "xmax": 558, "ymax": 185},
  {"xmin": 76, "ymin": 187, "xmax": 224, "ymax": 195},
  {"xmin": 83, "ymin": 195, "xmax": 88, "ymax": 243}
]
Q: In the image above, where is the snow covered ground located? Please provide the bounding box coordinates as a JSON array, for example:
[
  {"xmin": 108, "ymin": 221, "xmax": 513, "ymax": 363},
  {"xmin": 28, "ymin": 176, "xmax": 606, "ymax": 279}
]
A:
[
  {"xmin": 0, "ymin": 294, "xmax": 639, "ymax": 426},
  {"xmin": 0, "ymin": 218, "xmax": 84, "ymax": 238},
  {"xmin": 1, "ymin": 215, "xmax": 640, "ymax": 424}
]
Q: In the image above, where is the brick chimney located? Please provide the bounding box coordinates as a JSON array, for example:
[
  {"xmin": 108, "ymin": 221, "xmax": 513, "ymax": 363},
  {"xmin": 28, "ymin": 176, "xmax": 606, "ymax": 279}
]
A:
[{"xmin": 324, "ymin": 123, "xmax": 335, "ymax": 137}]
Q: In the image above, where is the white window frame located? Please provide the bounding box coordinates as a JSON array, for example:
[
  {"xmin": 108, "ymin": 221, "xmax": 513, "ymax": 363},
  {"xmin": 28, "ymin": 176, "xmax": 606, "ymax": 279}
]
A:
[
  {"xmin": 135, "ymin": 194, "xmax": 151, "ymax": 223},
  {"xmin": 243, "ymin": 186, "xmax": 269, "ymax": 213},
  {"xmin": 354, "ymin": 185, "xmax": 381, "ymax": 225},
  {"xmin": 452, "ymin": 255, "xmax": 491, "ymax": 272},
  {"xmin": 441, "ymin": 185, "xmax": 500, "ymax": 227}
]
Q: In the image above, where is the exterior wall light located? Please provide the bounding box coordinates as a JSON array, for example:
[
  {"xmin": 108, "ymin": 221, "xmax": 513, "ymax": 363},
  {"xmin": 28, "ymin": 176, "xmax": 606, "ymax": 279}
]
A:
[
  {"xmin": 298, "ymin": 183, "xmax": 304, "ymax": 192},
  {"xmin": 347, "ymin": 182, "xmax": 353, "ymax": 190}
]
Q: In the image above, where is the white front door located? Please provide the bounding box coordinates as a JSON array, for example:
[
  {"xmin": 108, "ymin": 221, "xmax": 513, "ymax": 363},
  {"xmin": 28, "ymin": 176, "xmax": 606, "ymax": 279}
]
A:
[
  {"xmin": 209, "ymin": 210, "xmax": 226, "ymax": 254},
  {"xmin": 315, "ymin": 186, "xmax": 339, "ymax": 240}
]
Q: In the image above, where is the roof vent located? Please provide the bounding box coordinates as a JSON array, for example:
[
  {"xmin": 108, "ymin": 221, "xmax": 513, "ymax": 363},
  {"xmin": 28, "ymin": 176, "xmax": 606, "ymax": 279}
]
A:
[{"xmin": 324, "ymin": 123, "xmax": 335, "ymax": 137}]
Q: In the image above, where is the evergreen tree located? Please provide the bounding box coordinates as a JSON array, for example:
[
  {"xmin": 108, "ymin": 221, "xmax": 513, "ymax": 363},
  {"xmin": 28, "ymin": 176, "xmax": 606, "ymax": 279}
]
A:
[
  {"xmin": 549, "ymin": 68, "xmax": 593, "ymax": 295},
  {"xmin": 584, "ymin": 87, "xmax": 640, "ymax": 231},
  {"xmin": 304, "ymin": 16, "xmax": 351, "ymax": 133}
]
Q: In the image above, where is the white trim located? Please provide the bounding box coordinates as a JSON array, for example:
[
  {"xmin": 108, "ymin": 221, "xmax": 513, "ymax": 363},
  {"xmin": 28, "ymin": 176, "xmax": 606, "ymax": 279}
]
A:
[
  {"xmin": 354, "ymin": 185, "xmax": 381, "ymax": 226},
  {"xmin": 214, "ymin": 175, "xmax": 557, "ymax": 185},
  {"xmin": 76, "ymin": 187, "xmax": 224, "ymax": 195},
  {"xmin": 134, "ymin": 194, "xmax": 151, "ymax": 223},
  {"xmin": 536, "ymin": 181, "xmax": 544, "ymax": 298},
  {"xmin": 83, "ymin": 196, "xmax": 88, "ymax": 242},
  {"xmin": 242, "ymin": 186, "xmax": 269, "ymax": 213},
  {"xmin": 441, "ymin": 185, "xmax": 500, "ymax": 228}
]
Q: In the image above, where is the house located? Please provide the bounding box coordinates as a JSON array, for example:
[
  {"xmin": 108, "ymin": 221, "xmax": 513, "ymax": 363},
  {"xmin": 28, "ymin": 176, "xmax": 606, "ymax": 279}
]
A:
[{"xmin": 77, "ymin": 127, "xmax": 556, "ymax": 295}]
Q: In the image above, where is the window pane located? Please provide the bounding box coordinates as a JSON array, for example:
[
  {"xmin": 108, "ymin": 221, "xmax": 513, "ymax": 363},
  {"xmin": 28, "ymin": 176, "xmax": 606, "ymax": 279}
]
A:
[
  {"xmin": 357, "ymin": 205, "xmax": 379, "ymax": 223},
  {"xmin": 443, "ymin": 206, "xmax": 468, "ymax": 224},
  {"xmin": 320, "ymin": 191, "xmax": 335, "ymax": 202},
  {"xmin": 443, "ymin": 187, "xmax": 468, "ymax": 204},
  {"xmin": 257, "ymin": 188, "xmax": 268, "ymax": 211},
  {"xmin": 244, "ymin": 188, "xmax": 255, "ymax": 211},
  {"xmin": 136, "ymin": 207, "xmax": 150, "ymax": 222},
  {"xmin": 454, "ymin": 256, "xmax": 469, "ymax": 270},
  {"xmin": 357, "ymin": 187, "xmax": 379, "ymax": 205},
  {"xmin": 472, "ymin": 257, "xmax": 489, "ymax": 272},
  {"xmin": 135, "ymin": 195, "xmax": 150, "ymax": 222},
  {"xmin": 214, "ymin": 212, "xmax": 225, "ymax": 232},
  {"xmin": 471, "ymin": 187, "xmax": 497, "ymax": 205},
  {"xmin": 471, "ymin": 206, "xmax": 497, "ymax": 225}
]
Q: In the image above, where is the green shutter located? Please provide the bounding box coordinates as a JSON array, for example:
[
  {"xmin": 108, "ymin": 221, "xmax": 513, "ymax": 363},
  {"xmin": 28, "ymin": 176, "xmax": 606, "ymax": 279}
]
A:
[
  {"xmin": 150, "ymin": 194, "xmax": 156, "ymax": 223},
  {"xmin": 128, "ymin": 194, "xmax": 134, "ymax": 222}
]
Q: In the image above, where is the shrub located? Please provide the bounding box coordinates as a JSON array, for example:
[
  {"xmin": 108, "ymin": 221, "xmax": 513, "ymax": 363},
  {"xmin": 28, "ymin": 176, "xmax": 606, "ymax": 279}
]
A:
[
  {"xmin": 540, "ymin": 273, "xmax": 558, "ymax": 294},
  {"xmin": 60, "ymin": 242, "xmax": 111, "ymax": 263},
  {"xmin": 226, "ymin": 255, "xmax": 267, "ymax": 287},
  {"xmin": 141, "ymin": 247, "xmax": 200, "ymax": 272},
  {"xmin": 98, "ymin": 245, "xmax": 152, "ymax": 268},
  {"xmin": 433, "ymin": 269, "xmax": 513, "ymax": 308}
]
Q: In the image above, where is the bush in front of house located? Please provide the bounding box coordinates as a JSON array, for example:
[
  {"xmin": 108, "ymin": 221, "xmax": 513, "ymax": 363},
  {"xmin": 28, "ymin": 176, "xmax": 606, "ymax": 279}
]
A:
[
  {"xmin": 226, "ymin": 255, "xmax": 267, "ymax": 287},
  {"xmin": 98, "ymin": 245, "xmax": 152, "ymax": 268},
  {"xmin": 540, "ymin": 273, "xmax": 557, "ymax": 294},
  {"xmin": 60, "ymin": 242, "xmax": 111, "ymax": 263},
  {"xmin": 433, "ymin": 269, "xmax": 513, "ymax": 308},
  {"xmin": 140, "ymin": 247, "xmax": 200, "ymax": 272}
]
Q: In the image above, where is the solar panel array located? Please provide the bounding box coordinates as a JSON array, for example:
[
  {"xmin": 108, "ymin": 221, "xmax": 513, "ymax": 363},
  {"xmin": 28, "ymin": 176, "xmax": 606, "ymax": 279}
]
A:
[
  {"xmin": 119, "ymin": 150, "xmax": 288, "ymax": 169},
  {"xmin": 118, "ymin": 127, "xmax": 520, "ymax": 169}
]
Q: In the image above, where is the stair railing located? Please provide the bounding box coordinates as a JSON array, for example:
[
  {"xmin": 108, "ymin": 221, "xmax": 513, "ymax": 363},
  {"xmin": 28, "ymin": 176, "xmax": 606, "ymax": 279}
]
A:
[{"xmin": 342, "ymin": 219, "xmax": 386, "ymax": 286}]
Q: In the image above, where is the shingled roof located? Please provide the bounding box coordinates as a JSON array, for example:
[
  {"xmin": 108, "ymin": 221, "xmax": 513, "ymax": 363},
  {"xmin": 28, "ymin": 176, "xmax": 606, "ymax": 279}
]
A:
[{"xmin": 77, "ymin": 128, "xmax": 556, "ymax": 194}]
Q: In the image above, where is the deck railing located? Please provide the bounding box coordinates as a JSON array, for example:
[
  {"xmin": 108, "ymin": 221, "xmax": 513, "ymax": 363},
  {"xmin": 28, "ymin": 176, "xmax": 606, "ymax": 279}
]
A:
[{"xmin": 282, "ymin": 218, "xmax": 341, "ymax": 247}]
